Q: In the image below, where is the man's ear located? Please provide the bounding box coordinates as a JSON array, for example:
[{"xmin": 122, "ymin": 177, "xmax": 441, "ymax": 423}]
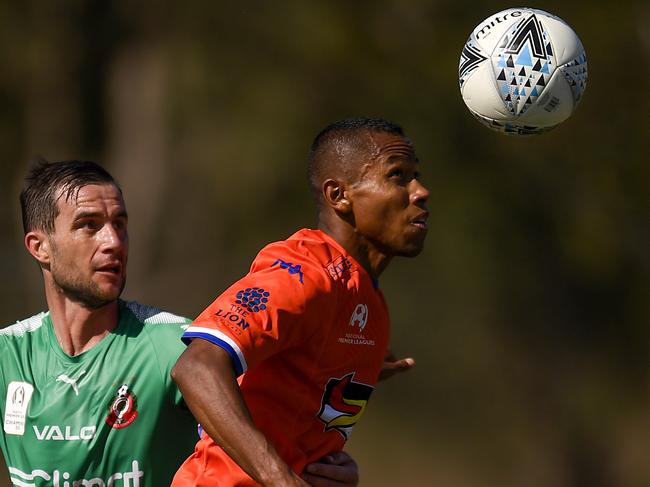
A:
[
  {"xmin": 322, "ymin": 179, "xmax": 352, "ymax": 214},
  {"xmin": 25, "ymin": 230, "xmax": 51, "ymax": 265}
]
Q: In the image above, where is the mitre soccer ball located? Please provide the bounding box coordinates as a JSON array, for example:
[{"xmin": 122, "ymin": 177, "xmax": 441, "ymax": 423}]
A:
[{"xmin": 458, "ymin": 8, "xmax": 588, "ymax": 135}]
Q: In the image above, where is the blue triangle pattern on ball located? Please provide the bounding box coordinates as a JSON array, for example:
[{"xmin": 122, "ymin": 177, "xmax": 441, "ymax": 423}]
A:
[
  {"xmin": 516, "ymin": 45, "xmax": 533, "ymax": 67},
  {"xmin": 491, "ymin": 12, "xmax": 556, "ymax": 116}
]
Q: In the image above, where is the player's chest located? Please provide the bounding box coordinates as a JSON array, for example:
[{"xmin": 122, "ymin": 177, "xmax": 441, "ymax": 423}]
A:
[
  {"xmin": 304, "ymin": 289, "xmax": 390, "ymax": 377},
  {"xmin": 328, "ymin": 298, "xmax": 389, "ymax": 355},
  {"xmin": 2, "ymin": 352, "xmax": 159, "ymax": 445}
]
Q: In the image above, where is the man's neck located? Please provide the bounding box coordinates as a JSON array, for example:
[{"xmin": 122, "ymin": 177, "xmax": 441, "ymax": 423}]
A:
[
  {"xmin": 318, "ymin": 219, "xmax": 392, "ymax": 279},
  {"xmin": 45, "ymin": 289, "xmax": 120, "ymax": 357}
]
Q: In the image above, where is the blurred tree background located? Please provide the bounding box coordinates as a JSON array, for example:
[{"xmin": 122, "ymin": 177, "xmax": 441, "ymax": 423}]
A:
[{"xmin": 1, "ymin": 1, "xmax": 649, "ymax": 485}]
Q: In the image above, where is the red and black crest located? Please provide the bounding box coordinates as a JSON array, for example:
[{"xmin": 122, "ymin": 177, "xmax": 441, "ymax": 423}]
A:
[
  {"xmin": 105, "ymin": 384, "xmax": 138, "ymax": 429},
  {"xmin": 317, "ymin": 373, "xmax": 374, "ymax": 439}
]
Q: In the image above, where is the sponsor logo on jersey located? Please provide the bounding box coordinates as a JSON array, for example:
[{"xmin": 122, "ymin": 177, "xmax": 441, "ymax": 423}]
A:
[
  {"xmin": 271, "ymin": 259, "xmax": 304, "ymax": 283},
  {"xmin": 105, "ymin": 384, "xmax": 138, "ymax": 429},
  {"xmin": 235, "ymin": 287, "xmax": 270, "ymax": 313},
  {"xmin": 317, "ymin": 373, "xmax": 374, "ymax": 440},
  {"xmin": 33, "ymin": 424, "xmax": 96, "ymax": 441},
  {"xmin": 8, "ymin": 460, "xmax": 143, "ymax": 487},
  {"xmin": 215, "ymin": 308, "xmax": 250, "ymax": 331},
  {"xmin": 55, "ymin": 370, "xmax": 86, "ymax": 396},
  {"xmin": 4, "ymin": 381, "xmax": 34, "ymax": 436},
  {"xmin": 349, "ymin": 304, "xmax": 368, "ymax": 331},
  {"xmin": 324, "ymin": 255, "xmax": 355, "ymax": 281}
]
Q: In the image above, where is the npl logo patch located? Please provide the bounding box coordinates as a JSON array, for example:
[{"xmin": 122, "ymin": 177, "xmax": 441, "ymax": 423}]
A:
[
  {"xmin": 349, "ymin": 304, "xmax": 368, "ymax": 331},
  {"xmin": 4, "ymin": 381, "xmax": 34, "ymax": 436}
]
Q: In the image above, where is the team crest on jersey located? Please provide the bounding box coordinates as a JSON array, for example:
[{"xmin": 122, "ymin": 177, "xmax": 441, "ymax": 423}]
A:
[
  {"xmin": 317, "ymin": 373, "xmax": 374, "ymax": 440},
  {"xmin": 105, "ymin": 384, "xmax": 138, "ymax": 429}
]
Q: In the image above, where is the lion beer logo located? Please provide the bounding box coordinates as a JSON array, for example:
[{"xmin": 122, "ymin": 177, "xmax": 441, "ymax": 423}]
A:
[
  {"xmin": 317, "ymin": 373, "xmax": 374, "ymax": 439},
  {"xmin": 105, "ymin": 384, "xmax": 138, "ymax": 429}
]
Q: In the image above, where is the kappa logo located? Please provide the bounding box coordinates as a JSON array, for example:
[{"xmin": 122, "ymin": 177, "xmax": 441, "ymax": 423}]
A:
[
  {"xmin": 55, "ymin": 370, "xmax": 86, "ymax": 396},
  {"xmin": 317, "ymin": 373, "xmax": 374, "ymax": 440},
  {"xmin": 349, "ymin": 304, "xmax": 368, "ymax": 331},
  {"xmin": 271, "ymin": 259, "xmax": 304, "ymax": 283},
  {"xmin": 105, "ymin": 384, "xmax": 139, "ymax": 429}
]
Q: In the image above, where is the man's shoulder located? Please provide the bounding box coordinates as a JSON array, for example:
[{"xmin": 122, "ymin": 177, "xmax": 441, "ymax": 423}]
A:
[
  {"xmin": 121, "ymin": 300, "xmax": 191, "ymax": 326},
  {"xmin": 0, "ymin": 311, "xmax": 48, "ymax": 340},
  {"xmin": 259, "ymin": 229, "xmax": 361, "ymax": 287},
  {"xmin": 257, "ymin": 229, "xmax": 343, "ymax": 272},
  {"xmin": 120, "ymin": 300, "xmax": 191, "ymax": 339}
]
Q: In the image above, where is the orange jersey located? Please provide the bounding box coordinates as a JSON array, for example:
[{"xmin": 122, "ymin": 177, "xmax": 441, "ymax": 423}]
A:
[{"xmin": 173, "ymin": 229, "xmax": 390, "ymax": 486}]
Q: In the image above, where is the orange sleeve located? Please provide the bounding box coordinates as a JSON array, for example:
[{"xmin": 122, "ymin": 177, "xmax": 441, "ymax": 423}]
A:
[{"xmin": 182, "ymin": 243, "xmax": 334, "ymax": 375}]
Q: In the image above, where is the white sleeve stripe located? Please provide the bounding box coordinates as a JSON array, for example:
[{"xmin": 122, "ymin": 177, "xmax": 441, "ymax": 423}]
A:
[{"xmin": 183, "ymin": 326, "xmax": 248, "ymax": 374}]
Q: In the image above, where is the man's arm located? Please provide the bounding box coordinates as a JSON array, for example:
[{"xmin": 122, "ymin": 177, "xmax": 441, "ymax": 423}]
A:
[
  {"xmin": 171, "ymin": 339, "xmax": 307, "ymax": 486},
  {"xmin": 1, "ymin": 449, "xmax": 10, "ymax": 487}
]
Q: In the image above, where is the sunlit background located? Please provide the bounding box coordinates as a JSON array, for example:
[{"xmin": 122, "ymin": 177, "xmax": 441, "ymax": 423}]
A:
[{"xmin": 1, "ymin": 1, "xmax": 649, "ymax": 485}]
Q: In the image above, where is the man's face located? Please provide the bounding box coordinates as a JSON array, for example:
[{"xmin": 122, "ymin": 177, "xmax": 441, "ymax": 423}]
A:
[
  {"xmin": 347, "ymin": 132, "xmax": 429, "ymax": 258},
  {"xmin": 46, "ymin": 183, "xmax": 128, "ymax": 308}
]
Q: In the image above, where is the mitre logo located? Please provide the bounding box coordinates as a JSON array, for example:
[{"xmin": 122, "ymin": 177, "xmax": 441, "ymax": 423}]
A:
[
  {"xmin": 317, "ymin": 373, "xmax": 374, "ymax": 440},
  {"xmin": 349, "ymin": 304, "xmax": 368, "ymax": 331}
]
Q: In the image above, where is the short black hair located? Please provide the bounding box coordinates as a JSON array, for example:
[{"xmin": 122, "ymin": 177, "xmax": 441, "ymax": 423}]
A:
[
  {"xmin": 20, "ymin": 158, "xmax": 120, "ymax": 234},
  {"xmin": 308, "ymin": 117, "xmax": 406, "ymax": 201}
]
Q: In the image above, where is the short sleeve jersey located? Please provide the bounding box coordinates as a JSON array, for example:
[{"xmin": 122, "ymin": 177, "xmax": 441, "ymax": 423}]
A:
[
  {"xmin": 0, "ymin": 300, "xmax": 197, "ymax": 487},
  {"xmin": 176, "ymin": 229, "xmax": 390, "ymax": 486}
]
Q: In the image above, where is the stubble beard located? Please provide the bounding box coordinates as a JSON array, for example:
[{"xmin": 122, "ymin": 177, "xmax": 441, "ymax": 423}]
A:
[{"xmin": 52, "ymin": 267, "xmax": 126, "ymax": 309}]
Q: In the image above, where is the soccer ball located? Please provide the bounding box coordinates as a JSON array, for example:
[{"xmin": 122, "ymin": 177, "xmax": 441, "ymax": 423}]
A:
[{"xmin": 458, "ymin": 8, "xmax": 587, "ymax": 135}]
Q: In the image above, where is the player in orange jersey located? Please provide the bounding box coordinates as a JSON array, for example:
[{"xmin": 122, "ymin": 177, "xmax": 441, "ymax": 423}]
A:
[{"xmin": 171, "ymin": 117, "xmax": 429, "ymax": 486}]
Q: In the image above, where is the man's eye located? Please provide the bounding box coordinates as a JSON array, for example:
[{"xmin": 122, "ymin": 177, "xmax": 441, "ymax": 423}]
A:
[
  {"xmin": 81, "ymin": 221, "xmax": 100, "ymax": 230},
  {"xmin": 389, "ymin": 169, "xmax": 403, "ymax": 178}
]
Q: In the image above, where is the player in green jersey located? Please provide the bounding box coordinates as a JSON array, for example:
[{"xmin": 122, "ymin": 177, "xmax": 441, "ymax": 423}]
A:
[
  {"xmin": 0, "ymin": 160, "xmax": 360, "ymax": 487},
  {"xmin": 1, "ymin": 302, "xmax": 196, "ymax": 486}
]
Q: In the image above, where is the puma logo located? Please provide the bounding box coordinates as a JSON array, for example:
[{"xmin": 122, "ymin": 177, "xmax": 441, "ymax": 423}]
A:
[{"xmin": 55, "ymin": 370, "xmax": 87, "ymax": 396}]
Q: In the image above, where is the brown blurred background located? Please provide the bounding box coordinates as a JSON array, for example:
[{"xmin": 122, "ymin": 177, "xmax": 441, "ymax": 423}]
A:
[{"xmin": 1, "ymin": 1, "xmax": 649, "ymax": 485}]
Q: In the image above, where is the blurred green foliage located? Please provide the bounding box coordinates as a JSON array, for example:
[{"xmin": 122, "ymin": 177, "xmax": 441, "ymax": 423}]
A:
[{"xmin": 1, "ymin": 1, "xmax": 649, "ymax": 485}]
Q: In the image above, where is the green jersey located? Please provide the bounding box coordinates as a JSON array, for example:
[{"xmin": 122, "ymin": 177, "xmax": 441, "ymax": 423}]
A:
[{"xmin": 0, "ymin": 300, "xmax": 197, "ymax": 487}]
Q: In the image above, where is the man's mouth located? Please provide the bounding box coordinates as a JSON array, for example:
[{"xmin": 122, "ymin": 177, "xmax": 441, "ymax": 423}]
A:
[
  {"xmin": 410, "ymin": 212, "xmax": 429, "ymax": 230},
  {"xmin": 96, "ymin": 263, "xmax": 122, "ymax": 275}
]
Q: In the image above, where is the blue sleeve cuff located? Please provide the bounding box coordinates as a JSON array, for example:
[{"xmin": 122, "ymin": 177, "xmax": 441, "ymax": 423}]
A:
[{"xmin": 182, "ymin": 327, "xmax": 248, "ymax": 377}]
